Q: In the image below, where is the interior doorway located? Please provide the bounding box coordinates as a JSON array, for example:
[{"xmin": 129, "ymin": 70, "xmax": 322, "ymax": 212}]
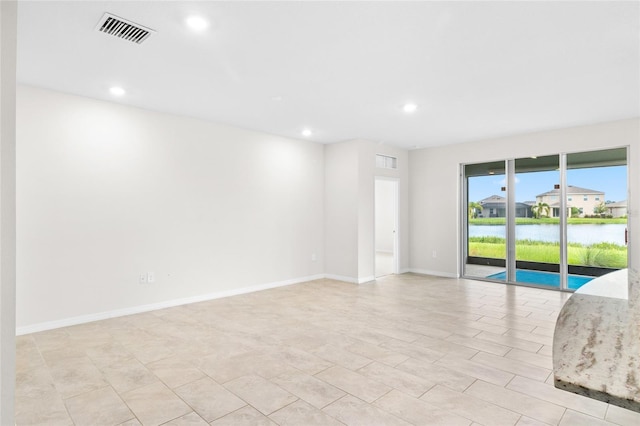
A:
[{"xmin": 375, "ymin": 178, "xmax": 399, "ymax": 277}]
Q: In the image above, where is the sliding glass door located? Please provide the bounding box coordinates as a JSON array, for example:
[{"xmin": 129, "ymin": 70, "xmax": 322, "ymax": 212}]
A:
[
  {"xmin": 462, "ymin": 147, "xmax": 628, "ymax": 291},
  {"xmin": 513, "ymin": 155, "xmax": 562, "ymax": 288},
  {"xmin": 566, "ymin": 149, "xmax": 628, "ymax": 287},
  {"xmin": 464, "ymin": 161, "xmax": 506, "ymax": 281}
]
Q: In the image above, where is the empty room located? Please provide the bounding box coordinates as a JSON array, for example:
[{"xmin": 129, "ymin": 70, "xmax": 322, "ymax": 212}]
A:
[{"xmin": 1, "ymin": 1, "xmax": 639, "ymax": 425}]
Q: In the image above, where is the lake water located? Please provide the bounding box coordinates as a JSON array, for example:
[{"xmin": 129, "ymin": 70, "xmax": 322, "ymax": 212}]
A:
[{"xmin": 468, "ymin": 224, "xmax": 627, "ymax": 246}]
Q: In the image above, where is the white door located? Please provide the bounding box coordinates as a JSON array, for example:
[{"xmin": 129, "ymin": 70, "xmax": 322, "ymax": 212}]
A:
[{"xmin": 375, "ymin": 178, "xmax": 398, "ymax": 277}]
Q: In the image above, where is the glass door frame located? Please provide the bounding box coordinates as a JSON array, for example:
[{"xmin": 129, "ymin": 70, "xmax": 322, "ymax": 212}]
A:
[{"xmin": 460, "ymin": 146, "xmax": 629, "ymax": 292}]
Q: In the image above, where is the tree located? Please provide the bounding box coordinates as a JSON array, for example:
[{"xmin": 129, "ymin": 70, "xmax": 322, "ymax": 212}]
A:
[
  {"xmin": 593, "ymin": 202, "xmax": 607, "ymax": 216},
  {"xmin": 532, "ymin": 202, "xmax": 550, "ymax": 219},
  {"xmin": 468, "ymin": 201, "xmax": 482, "ymax": 219}
]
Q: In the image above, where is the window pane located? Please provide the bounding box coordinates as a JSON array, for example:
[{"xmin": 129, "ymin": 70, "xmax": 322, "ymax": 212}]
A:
[
  {"xmin": 566, "ymin": 148, "xmax": 627, "ymax": 288},
  {"xmin": 464, "ymin": 160, "xmax": 506, "ymax": 281}
]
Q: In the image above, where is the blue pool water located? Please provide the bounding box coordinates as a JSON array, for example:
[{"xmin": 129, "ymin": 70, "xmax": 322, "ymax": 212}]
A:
[{"xmin": 487, "ymin": 270, "xmax": 594, "ymax": 290}]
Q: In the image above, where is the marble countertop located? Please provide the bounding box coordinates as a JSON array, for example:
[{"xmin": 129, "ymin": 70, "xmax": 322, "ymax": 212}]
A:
[{"xmin": 553, "ymin": 269, "xmax": 640, "ymax": 412}]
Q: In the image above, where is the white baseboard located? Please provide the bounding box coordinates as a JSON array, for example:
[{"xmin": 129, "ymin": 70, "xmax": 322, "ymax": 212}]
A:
[
  {"xmin": 324, "ymin": 274, "xmax": 377, "ymax": 284},
  {"xmin": 16, "ymin": 274, "xmax": 325, "ymax": 336},
  {"xmin": 408, "ymin": 268, "xmax": 459, "ymax": 278},
  {"xmin": 324, "ymin": 274, "xmax": 359, "ymax": 284}
]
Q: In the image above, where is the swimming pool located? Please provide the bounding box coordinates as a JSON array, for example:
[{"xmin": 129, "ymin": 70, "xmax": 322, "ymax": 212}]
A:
[{"xmin": 486, "ymin": 270, "xmax": 594, "ymax": 290}]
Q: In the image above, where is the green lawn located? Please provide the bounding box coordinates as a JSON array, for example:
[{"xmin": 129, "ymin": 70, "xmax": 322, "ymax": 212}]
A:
[
  {"xmin": 468, "ymin": 237, "xmax": 627, "ymax": 268},
  {"xmin": 469, "ymin": 217, "xmax": 628, "ymax": 225}
]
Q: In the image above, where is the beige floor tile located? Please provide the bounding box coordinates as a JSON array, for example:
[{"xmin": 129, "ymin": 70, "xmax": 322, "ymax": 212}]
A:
[
  {"xmin": 532, "ymin": 325, "xmax": 555, "ymax": 337},
  {"xmin": 420, "ymin": 384, "xmax": 521, "ymax": 426},
  {"xmin": 210, "ymin": 406, "xmax": 277, "ymax": 426},
  {"xmin": 224, "ymin": 375, "xmax": 298, "ymax": 415},
  {"xmin": 560, "ymin": 409, "xmax": 617, "ymax": 425},
  {"xmin": 277, "ymin": 347, "xmax": 335, "ymax": 375},
  {"xmin": 515, "ymin": 416, "xmax": 551, "ymax": 426},
  {"xmin": 15, "ymin": 388, "xmax": 73, "ymax": 426},
  {"xmin": 505, "ymin": 348, "xmax": 553, "ymax": 369},
  {"xmin": 48, "ymin": 356, "xmax": 109, "ymax": 399},
  {"xmin": 100, "ymin": 357, "xmax": 159, "ymax": 393},
  {"xmin": 198, "ymin": 350, "xmax": 297, "ymax": 383},
  {"xmin": 323, "ymin": 394, "xmax": 411, "ymax": 426},
  {"xmin": 445, "ymin": 333, "xmax": 511, "ymax": 356},
  {"xmin": 436, "ymin": 355, "xmax": 514, "ymax": 387},
  {"xmin": 121, "ymin": 381, "xmax": 192, "ymax": 426},
  {"xmin": 471, "ymin": 351, "xmax": 550, "ymax": 381},
  {"xmin": 161, "ymin": 411, "xmax": 208, "ymax": 425},
  {"xmin": 118, "ymin": 419, "xmax": 142, "ymax": 426},
  {"xmin": 370, "ymin": 325, "xmax": 425, "ymax": 343},
  {"xmin": 396, "ymin": 357, "xmax": 475, "ymax": 392},
  {"xmin": 412, "ymin": 336, "xmax": 479, "ymax": 359},
  {"xmin": 357, "ymin": 361, "xmax": 434, "ymax": 398},
  {"xmin": 85, "ymin": 341, "xmax": 133, "ymax": 369},
  {"xmin": 506, "ymin": 375, "xmax": 608, "ymax": 418},
  {"xmin": 374, "ymin": 389, "xmax": 471, "ymax": 426},
  {"xmin": 311, "ymin": 344, "xmax": 373, "ymax": 370},
  {"xmin": 40, "ymin": 346, "xmax": 87, "ymax": 367},
  {"xmin": 272, "ymin": 370, "xmax": 345, "ymax": 409},
  {"xmin": 128, "ymin": 339, "xmax": 176, "ymax": 365},
  {"xmin": 16, "ymin": 336, "xmax": 46, "ymax": 372},
  {"xmin": 465, "ymin": 380, "xmax": 565, "ymax": 425},
  {"xmin": 315, "ymin": 365, "xmax": 392, "ymax": 403},
  {"xmin": 380, "ymin": 339, "xmax": 446, "ymax": 363},
  {"xmin": 605, "ymin": 404, "xmax": 640, "ymax": 426},
  {"xmin": 476, "ymin": 316, "xmax": 536, "ymax": 333},
  {"xmin": 16, "ymin": 365, "xmax": 55, "ymax": 397},
  {"xmin": 16, "ymin": 274, "xmax": 608, "ymax": 424},
  {"xmin": 64, "ymin": 386, "xmax": 135, "ymax": 425},
  {"xmin": 32, "ymin": 329, "xmax": 73, "ymax": 353},
  {"xmin": 345, "ymin": 340, "xmax": 409, "ymax": 366},
  {"xmin": 269, "ymin": 400, "xmax": 343, "ymax": 425},
  {"xmin": 460, "ymin": 319, "xmax": 510, "ymax": 335},
  {"xmin": 146, "ymin": 356, "xmax": 205, "ymax": 389},
  {"xmin": 174, "ymin": 377, "xmax": 246, "ymax": 422},
  {"xmin": 504, "ymin": 329, "xmax": 554, "ymax": 346},
  {"xmin": 537, "ymin": 344, "xmax": 553, "ymax": 357}
]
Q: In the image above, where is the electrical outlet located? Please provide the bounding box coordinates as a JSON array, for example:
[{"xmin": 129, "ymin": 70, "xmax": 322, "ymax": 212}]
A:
[
  {"xmin": 311, "ymin": 253, "xmax": 317, "ymax": 262},
  {"xmin": 139, "ymin": 273, "xmax": 147, "ymax": 284},
  {"xmin": 147, "ymin": 272, "xmax": 155, "ymax": 283},
  {"xmin": 432, "ymin": 250, "xmax": 437, "ymax": 258}
]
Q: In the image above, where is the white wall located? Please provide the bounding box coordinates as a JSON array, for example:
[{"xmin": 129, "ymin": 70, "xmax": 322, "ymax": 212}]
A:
[
  {"xmin": 0, "ymin": 1, "xmax": 17, "ymax": 423},
  {"xmin": 375, "ymin": 179, "xmax": 395, "ymax": 253},
  {"xmin": 323, "ymin": 141, "xmax": 359, "ymax": 280},
  {"xmin": 409, "ymin": 118, "xmax": 640, "ymax": 278},
  {"xmin": 16, "ymin": 85, "xmax": 325, "ymax": 331},
  {"xmin": 324, "ymin": 139, "xmax": 409, "ymax": 283}
]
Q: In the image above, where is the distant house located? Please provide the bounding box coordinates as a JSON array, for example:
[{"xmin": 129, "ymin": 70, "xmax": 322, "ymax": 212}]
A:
[
  {"xmin": 606, "ymin": 200, "xmax": 627, "ymax": 218},
  {"xmin": 478, "ymin": 195, "xmax": 532, "ymax": 218},
  {"xmin": 536, "ymin": 185, "xmax": 604, "ymax": 217}
]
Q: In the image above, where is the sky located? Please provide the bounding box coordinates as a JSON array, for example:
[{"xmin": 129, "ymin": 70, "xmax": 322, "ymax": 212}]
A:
[{"xmin": 468, "ymin": 165, "xmax": 627, "ymax": 203}]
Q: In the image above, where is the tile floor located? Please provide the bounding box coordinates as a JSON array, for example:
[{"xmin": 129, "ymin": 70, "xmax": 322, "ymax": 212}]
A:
[{"xmin": 15, "ymin": 274, "xmax": 640, "ymax": 425}]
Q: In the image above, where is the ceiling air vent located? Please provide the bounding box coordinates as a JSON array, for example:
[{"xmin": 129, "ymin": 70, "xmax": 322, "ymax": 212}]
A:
[{"xmin": 96, "ymin": 13, "xmax": 155, "ymax": 44}]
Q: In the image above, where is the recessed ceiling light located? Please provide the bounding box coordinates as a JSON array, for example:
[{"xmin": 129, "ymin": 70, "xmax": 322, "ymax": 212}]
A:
[
  {"xmin": 301, "ymin": 128, "xmax": 312, "ymax": 137},
  {"xmin": 271, "ymin": 96, "xmax": 283, "ymax": 102},
  {"xmin": 403, "ymin": 103, "xmax": 418, "ymax": 113},
  {"xmin": 186, "ymin": 15, "xmax": 208, "ymax": 31},
  {"xmin": 109, "ymin": 86, "xmax": 126, "ymax": 96}
]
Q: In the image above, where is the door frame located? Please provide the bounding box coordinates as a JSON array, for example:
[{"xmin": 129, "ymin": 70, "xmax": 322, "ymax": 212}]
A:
[{"xmin": 374, "ymin": 176, "xmax": 399, "ymax": 276}]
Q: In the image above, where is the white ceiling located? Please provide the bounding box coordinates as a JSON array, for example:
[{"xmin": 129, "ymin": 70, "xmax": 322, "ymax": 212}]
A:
[{"xmin": 17, "ymin": 1, "xmax": 640, "ymax": 149}]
